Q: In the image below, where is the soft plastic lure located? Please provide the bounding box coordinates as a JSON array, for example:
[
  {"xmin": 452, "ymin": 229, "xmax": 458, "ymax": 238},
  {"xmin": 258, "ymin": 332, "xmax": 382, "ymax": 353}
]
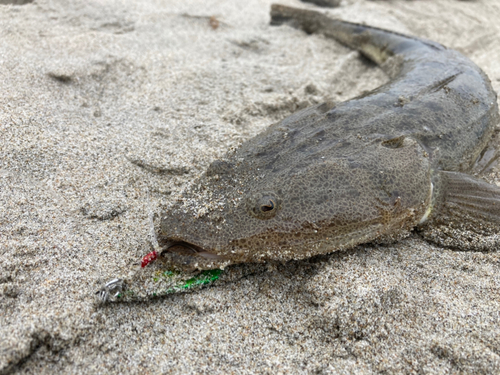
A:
[{"xmin": 96, "ymin": 269, "xmax": 222, "ymax": 302}]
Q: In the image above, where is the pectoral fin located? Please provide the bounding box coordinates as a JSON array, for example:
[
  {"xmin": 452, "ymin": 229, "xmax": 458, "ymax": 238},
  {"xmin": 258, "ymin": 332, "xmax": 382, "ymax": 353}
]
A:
[{"xmin": 419, "ymin": 171, "xmax": 500, "ymax": 250}]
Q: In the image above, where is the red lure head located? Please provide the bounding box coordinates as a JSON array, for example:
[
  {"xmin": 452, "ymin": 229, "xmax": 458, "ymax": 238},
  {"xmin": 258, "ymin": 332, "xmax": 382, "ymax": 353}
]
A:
[{"xmin": 141, "ymin": 251, "xmax": 158, "ymax": 268}]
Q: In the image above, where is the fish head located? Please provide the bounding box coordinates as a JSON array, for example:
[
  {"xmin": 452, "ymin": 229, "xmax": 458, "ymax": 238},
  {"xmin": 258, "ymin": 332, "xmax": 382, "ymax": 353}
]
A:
[{"xmin": 160, "ymin": 134, "xmax": 432, "ymax": 271}]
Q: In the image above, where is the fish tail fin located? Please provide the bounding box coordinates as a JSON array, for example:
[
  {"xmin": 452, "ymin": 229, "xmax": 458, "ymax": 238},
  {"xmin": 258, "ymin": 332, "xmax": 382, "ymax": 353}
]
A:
[
  {"xmin": 419, "ymin": 171, "xmax": 500, "ymax": 250},
  {"xmin": 270, "ymin": 4, "xmax": 442, "ymax": 75}
]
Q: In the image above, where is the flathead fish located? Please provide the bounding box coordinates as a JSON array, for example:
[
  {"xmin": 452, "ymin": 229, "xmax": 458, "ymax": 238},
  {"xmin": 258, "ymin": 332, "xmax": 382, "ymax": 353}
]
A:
[{"xmin": 156, "ymin": 4, "xmax": 500, "ymax": 271}]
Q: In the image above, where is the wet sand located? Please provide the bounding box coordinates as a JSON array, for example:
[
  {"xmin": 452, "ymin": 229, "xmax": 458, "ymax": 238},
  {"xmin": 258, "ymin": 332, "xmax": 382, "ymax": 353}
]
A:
[{"xmin": 1, "ymin": 0, "xmax": 500, "ymax": 373}]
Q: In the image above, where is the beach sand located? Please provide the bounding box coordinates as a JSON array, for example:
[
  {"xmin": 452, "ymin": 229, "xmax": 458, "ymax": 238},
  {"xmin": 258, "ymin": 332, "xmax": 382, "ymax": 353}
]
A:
[{"xmin": 2, "ymin": 0, "xmax": 500, "ymax": 373}]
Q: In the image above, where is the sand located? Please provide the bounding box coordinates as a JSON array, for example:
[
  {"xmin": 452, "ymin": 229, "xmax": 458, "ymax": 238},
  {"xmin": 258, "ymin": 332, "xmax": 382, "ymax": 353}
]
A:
[{"xmin": 1, "ymin": 0, "xmax": 500, "ymax": 373}]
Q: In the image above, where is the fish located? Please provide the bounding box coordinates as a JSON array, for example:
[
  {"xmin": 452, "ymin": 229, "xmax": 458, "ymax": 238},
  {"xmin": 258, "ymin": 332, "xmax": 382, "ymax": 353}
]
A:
[{"xmin": 156, "ymin": 4, "xmax": 500, "ymax": 272}]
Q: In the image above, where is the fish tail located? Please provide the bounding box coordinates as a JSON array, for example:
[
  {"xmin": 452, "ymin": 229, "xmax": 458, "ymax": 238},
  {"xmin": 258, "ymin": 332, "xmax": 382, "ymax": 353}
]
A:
[{"xmin": 270, "ymin": 4, "xmax": 443, "ymax": 73}]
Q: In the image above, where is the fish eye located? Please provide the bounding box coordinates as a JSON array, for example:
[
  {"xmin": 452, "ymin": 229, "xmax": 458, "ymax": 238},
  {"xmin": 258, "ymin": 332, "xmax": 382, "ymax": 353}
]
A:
[
  {"xmin": 246, "ymin": 191, "xmax": 281, "ymax": 220},
  {"xmin": 260, "ymin": 199, "xmax": 275, "ymax": 212}
]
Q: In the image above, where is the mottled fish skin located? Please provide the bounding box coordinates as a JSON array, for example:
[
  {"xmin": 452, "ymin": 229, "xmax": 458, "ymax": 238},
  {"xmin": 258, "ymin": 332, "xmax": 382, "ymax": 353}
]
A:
[{"xmin": 158, "ymin": 5, "xmax": 499, "ymax": 271}]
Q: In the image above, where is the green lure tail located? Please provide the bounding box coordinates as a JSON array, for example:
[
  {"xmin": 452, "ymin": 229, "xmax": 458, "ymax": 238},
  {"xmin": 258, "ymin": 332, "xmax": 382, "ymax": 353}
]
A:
[{"xmin": 96, "ymin": 268, "xmax": 223, "ymax": 303}]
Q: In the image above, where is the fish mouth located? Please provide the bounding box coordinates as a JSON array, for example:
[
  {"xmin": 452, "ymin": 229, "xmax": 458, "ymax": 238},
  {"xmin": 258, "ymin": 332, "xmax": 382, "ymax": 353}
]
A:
[{"xmin": 159, "ymin": 238, "xmax": 227, "ymax": 260}]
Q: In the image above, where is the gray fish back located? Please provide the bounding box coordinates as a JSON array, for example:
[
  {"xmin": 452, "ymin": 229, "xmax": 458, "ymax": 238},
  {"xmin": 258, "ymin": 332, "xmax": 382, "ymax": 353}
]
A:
[{"xmin": 271, "ymin": 4, "xmax": 499, "ymax": 172}]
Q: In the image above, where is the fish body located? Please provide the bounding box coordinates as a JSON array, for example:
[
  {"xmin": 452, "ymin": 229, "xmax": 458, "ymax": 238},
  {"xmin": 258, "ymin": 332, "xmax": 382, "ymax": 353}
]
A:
[{"xmin": 158, "ymin": 5, "xmax": 500, "ymax": 271}]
